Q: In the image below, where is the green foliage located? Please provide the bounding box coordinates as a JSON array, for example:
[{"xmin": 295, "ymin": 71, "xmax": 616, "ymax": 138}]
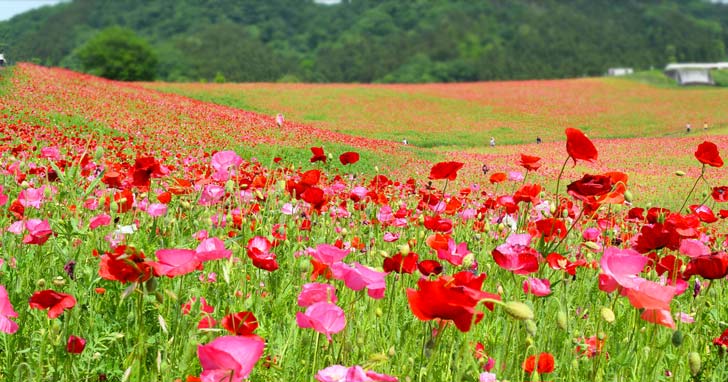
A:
[
  {"xmin": 3, "ymin": 0, "xmax": 728, "ymax": 82},
  {"xmin": 77, "ymin": 27, "xmax": 157, "ymax": 81}
]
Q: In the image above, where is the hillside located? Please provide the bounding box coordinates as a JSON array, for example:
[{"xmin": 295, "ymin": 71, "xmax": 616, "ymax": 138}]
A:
[{"xmin": 2, "ymin": 0, "xmax": 728, "ymax": 82}]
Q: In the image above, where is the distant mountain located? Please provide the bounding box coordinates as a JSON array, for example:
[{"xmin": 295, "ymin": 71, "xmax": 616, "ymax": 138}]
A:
[{"xmin": 1, "ymin": 0, "xmax": 728, "ymax": 83}]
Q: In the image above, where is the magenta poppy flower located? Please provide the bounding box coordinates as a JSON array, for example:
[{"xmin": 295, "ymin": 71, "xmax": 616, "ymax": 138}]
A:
[
  {"xmin": 436, "ymin": 238, "xmax": 470, "ymax": 266},
  {"xmin": 89, "ymin": 214, "xmax": 112, "ymax": 230},
  {"xmin": 298, "ymin": 283, "xmax": 338, "ymax": 307},
  {"xmin": 312, "ymin": 244, "xmax": 349, "ymax": 266},
  {"xmin": 23, "ymin": 219, "xmax": 52, "ymax": 245},
  {"xmin": 523, "ymin": 278, "xmax": 551, "ymax": 297},
  {"xmin": 491, "ymin": 234, "xmax": 540, "ymax": 275},
  {"xmin": 0, "ymin": 286, "xmax": 19, "ymax": 334},
  {"xmin": 150, "ymin": 249, "xmax": 201, "ymax": 278},
  {"xmin": 330, "ymin": 262, "xmax": 386, "ymax": 299},
  {"xmin": 246, "ymin": 236, "xmax": 278, "ymax": 272},
  {"xmin": 197, "ymin": 335, "xmax": 265, "ymax": 382},
  {"xmin": 296, "ymin": 302, "xmax": 346, "ymax": 341},
  {"xmin": 195, "ymin": 237, "xmax": 232, "ymax": 262}
]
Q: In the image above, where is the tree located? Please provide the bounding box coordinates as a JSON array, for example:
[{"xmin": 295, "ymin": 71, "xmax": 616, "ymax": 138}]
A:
[{"xmin": 77, "ymin": 26, "xmax": 157, "ymax": 81}]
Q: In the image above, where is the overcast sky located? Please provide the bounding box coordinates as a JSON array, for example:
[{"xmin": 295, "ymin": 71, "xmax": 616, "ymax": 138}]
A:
[{"xmin": 0, "ymin": 0, "xmax": 65, "ymax": 21}]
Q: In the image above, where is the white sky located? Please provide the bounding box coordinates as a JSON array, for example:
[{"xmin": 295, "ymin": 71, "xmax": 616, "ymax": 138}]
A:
[{"xmin": 0, "ymin": 0, "xmax": 65, "ymax": 21}]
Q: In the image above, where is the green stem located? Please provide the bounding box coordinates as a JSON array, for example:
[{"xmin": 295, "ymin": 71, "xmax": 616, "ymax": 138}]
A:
[
  {"xmin": 554, "ymin": 156, "xmax": 570, "ymax": 197},
  {"xmin": 679, "ymin": 165, "xmax": 705, "ymax": 213}
]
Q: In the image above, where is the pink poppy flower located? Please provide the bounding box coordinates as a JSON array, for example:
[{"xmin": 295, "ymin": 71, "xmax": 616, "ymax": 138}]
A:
[
  {"xmin": 312, "ymin": 244, "xmax": 350, "ymax": 266},
  {"xmin": 330, "ymin": 262, "xmax": 386, "ymax": 299},
  {"xmin": 679, "ymin": 239, "xmax": 710, "ymax": 258},
  {"xmin": 151, "ymin": 249, "xmax": 201, "ymax": 278},
  {"xmin": 198, "ymin": 184, "xmax": 226, "ymax": 206},
  {"xmin": 298, "ymin": 283, "xmax": 338, "ymax": 307},
  {"xmin": 23, "ymin": 219, "xmax": 52, "ymax": 245},
  {"xmin": 599, "ymin": 247, "xmax": 648, "ymax": 292},
  {"xmin": 89, "ymin": 214, "xmax": 112, "ymax": 229},
  {"xmin": 7, "ymin": 221, "xmax": 24, "ymax": 235},
  {"xmin": 211, "ymin": 150, "xmax": 242, "ymax": 182},
  {"xmin": 18, "ymin": 187, "xmax": 44, "ymax": 209},
  {"xmin": 146, "ymin": 203, "xmax": 167, "ymax": 217},
  {"xmin": 316, "ymin": 365, "xmax": 398, "ymax": 382},
  {"xmin": 383, "ymin": 232, "xmax": 399, "ymax": 242},
  {"xmin": 523, "ymin": 278, "xmax": 552, "ymax": 297},
  {"xmin": 197, "ymin": 335, "xmax": 265, "ymax": 382},
  {"xmin": 195, "ymin": 237, "xmax": 232, "ymax": 262},
  {"xmin": 296, "ymin": 302, "xmax": 346, "ymax": 341},
  {"xmin": 436, "ymin": 238, "xmax": 470, "ymax": 266},
  {"xmin": 41, "ymin": 146, "xmax": 62, "ymax": 160},
  {"xmin": 491, "ymin": 234, "xmax": 540, "ymax": 275},
  {"xmin": 0, "ymin": 286, "xmax": 19, "ymax": 334}
]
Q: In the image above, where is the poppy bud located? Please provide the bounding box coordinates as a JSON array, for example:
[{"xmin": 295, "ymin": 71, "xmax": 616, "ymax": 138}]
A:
[
  {"xmin": 44, "ymin": 186, "xmax": 53, "ymax": 198},
  {"xmin": 525, "ymin": 337, "xmax": 534, "ymax": 347},
  {"xmin": 584, "ymin": 241, "xmax": 600, "ymax": 251},
  {"xmin": 557, "ymin": 310, "xmax": 568, "ymax": 331},
  {"xmin": 341, "ymin": 228, "xmax": 348, "ymax": 235},
  {"xmin": 525, "ymin": 319, "xmax": 537, "ymax": 336},
  {"xmin": 504, "ymin": 301, "xmax": 534, "ymax": 321},
  {"xmin": 688, "ymin": 352, "xmax": 701, "ymax": 376},
  {"xmin": 671, "ymin": 330, "xmax": 683, "ymax": 347},
  {"xmin": 379, "ymin": 250, "xmax": 389, "ymax": 258},
  {"xmin": 20, "ymin": 181, "xmax": 30, "ymax": 188},
  {"xmin": 145, "ymin": 278, "xmax": 158, "ymax": 293},
  {"xmin": 461, "ymin": 253, "xmax": 475, "ymax": 269},
  {"xmin": 52, "ymin": 276, "xmax": 66, "ymax": 287},
  {"xmin": 180, "ymin": 201, "xmax": 190, "ymax": 209},
  {"xmin": 375, "ymin": 308, "xmax": 383, "ymax": 317},
  {"xmin": 398, "ymin": 244, "xmax": 410, "ymax": 256},
  {"xmin": 675, "ymin": 170, "xmax": 686, "ymax": 177},
  {"xmin": 562, "ymin": 209, "xmax": 569, "ymax": 218},
  {"xmin": 94, "ymin": 146, "xmax": 104, "ymax": 161},
  {"xmin": 388, "ymin": 346, "xmax": 396, "ymax": 357},
  {"xmin": 624, "ymin": 190, "xmax": 633, "ymax": 202},
  {"xmin": 109, "ymin": 201, "xmax": 119, "ymax": 213},
  {"xmin": 600, "ymin": 307, "xmax": 615, "ymax": 323},
  {"xmin": 36, "ymin": 278, "xmax": 46, "ymax": 288}
]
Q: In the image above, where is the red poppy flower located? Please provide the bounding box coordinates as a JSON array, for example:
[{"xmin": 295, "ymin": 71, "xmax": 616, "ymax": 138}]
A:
[
  {"xmin": 383, "ymin": 253, "xmax": 419, "ymax": 274},
  {"xmin": 29, "ymin": 290, "xmax": 76, "ymax": 319},
  {"xmin": 66, "ymin": 335, "xmax": 86, "ymax": 354},
  {"xmin": 429, "ymin": 161, "xmax": 464, "ymax": 181},
  {"xmin": 683, "ymin": 252, "xmax": 728, "ymax": 280},
  {"xmin": 406, "ymin": 271, "xmax": 500, "ymax": 332},
  {"xmin": 714, "ymin": 328, "xmax": 728, "ymax": 349},
  {"xmin": 514, "ymin": 184, "xmax": 542, "ymax": 204},
  {"xmin": 535, "ymin": 218, "xmax": 567, "ymax": 242},
  {"xmin": 310, "ymin": 147, "xmax": 326, "ymax": 163},
  {"xmin": 519, "ymin": 154, "xmax": 542, "ymax": 171},
  {"xmin": 712, "ymin": 186, "xmax": 728, "ymax": 202},
  {"xmin": 221, "ymin": 311, "xmax": 259, "ymax": 336},
  {"xmin": 522, "ymin": 352, "xmax": 555, "ymax": 374},
  {"xmin": 567, "ymin": 174, "xmax": 612, "ymax": 201},
  {"xmin": 423, "ymin": 216, "xmax": 453, "ymax": 233},
  {"xmin": 565, "ymin": 128, "xmax": 598, "ymax": 164},
  {"xmin": 417, "ymin": 259, "xmax": 443, "ymax": 276},
  {"xmin": 690, "ymin": 205, "xmax": 718, "ymax": 223},
  {"xmin": 246, "ymin": 236, "xmax": 279, "ymax": 272},
  {"xmin": 98, "ymin": 245, "xmax": 154, "ymax": 284},
  {"xmin": 132, "ymin": 156, "xmax": 164, "ymax": 189},
  {"xmin": 339, "ymin": 152, "xmax": 360, "ymax": 165},
  {"xmin": 489, "ymin": 172, "xmax": 507, "ymax": 184},
  {"xmin": 695, "ymin": 141, "xmax": 723, "ymax": 167}
]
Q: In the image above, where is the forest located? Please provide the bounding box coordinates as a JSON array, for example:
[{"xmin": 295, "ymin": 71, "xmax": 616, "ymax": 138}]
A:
[{"xmin": 1, "ymin": 0, "xmax": 728, "ymax": 82}]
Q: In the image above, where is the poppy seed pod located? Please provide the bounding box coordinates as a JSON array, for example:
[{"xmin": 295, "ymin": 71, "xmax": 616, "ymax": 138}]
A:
[
  {"xmin": 504, "ymin": 301, "xmax": 534, "ymax": 321},
  {"xmin": 600, "ymin": 307, "xmax": 615, "ymax": 323},
  {"xmin": 688, "ymin": 352, "xmax": 701, "ymax": 376}
]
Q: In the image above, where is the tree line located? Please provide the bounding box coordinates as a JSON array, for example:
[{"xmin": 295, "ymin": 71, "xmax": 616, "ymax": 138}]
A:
[{"xmin": 1, "ymin": 0, "xmax": 727, "ymax": 82}]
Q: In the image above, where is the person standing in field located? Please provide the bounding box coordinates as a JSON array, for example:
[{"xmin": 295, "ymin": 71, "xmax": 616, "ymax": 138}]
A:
[
  {"xmin": 704, "ymin": 121, "xmax": 708, "ymax": 130},
  {"xmin": 276, "ymin": 113, "xmax": 284, "ymax": 128},
  {"xmin": 686, "ymin": 123, "xmax": 691, "ymax": 133},
  {"xmin": 490, "ymin": 137, "xmax": 496, "ymax": 147}
]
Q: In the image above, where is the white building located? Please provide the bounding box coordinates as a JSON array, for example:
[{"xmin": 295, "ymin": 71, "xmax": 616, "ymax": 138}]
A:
[
  {"xmin": 664, "ymin": 62, "xmax": 728, "ymax": 85},
  {"xmin": 607, "ymin": 67, "xmax": 633, "ymax": 76}
]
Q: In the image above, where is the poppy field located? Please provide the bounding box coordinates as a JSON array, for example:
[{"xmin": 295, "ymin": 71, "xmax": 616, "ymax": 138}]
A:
[{"xmin": 2, "ymin": 63, "xmax": 728, "ymax": 382}]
